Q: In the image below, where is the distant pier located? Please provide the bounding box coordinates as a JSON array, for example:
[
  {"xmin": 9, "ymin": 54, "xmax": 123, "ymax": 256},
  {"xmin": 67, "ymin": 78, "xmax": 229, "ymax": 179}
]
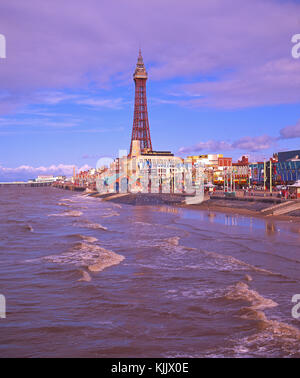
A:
[
  {"xmin": 0, "ymin": 181, "xmax": 53, "ymax": 187},
  {"xmin": 52, "ymin": 183, "xmax": 86, "ymax": 192}
]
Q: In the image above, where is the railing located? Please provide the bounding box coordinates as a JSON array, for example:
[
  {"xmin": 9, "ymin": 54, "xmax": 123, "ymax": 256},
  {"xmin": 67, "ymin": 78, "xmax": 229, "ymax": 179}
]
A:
[{"xmin": 211, "ymin": 189, "xmax": 288, "ymax": 202}]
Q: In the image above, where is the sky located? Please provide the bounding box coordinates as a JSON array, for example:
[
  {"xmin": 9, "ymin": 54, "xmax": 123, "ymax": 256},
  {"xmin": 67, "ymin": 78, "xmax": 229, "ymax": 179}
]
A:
[{"xmin": 0, "ymin": 0, "xmax": 300, "ymax": 181}]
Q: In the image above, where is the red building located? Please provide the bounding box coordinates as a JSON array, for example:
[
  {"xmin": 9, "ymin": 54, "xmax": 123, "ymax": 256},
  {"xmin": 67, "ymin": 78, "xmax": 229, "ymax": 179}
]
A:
[
  {"xmin": 232, "ymin": 156, "xmax": 249, "ymax": 186},
  {"xmin": 218, "ymin": 157, "xmax": 232, "ymax": 167}
]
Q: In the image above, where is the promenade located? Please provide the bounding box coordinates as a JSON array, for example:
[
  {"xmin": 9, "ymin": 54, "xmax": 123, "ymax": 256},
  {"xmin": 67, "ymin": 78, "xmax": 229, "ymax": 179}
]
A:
[{"xmin": 211, "ymin": 189, "xmax": 293, "ymax": 203}]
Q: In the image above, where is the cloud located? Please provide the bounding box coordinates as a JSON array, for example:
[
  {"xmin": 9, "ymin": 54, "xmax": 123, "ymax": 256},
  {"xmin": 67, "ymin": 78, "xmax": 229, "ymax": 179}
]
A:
[
  {"xmin": 180, "ymin": 59, "xmax": 300, "ymax": 109},
  {"xmin": 0, "ymin": 0, "xmax": 299, "ymax": 112},
  {"xmin": 179, "ymin": 134, "xmax": 275, "ymax": 154},
  {"xmin": 75, "ymin": 97, "xmax": 124, "ymax": 109},
  {"xmin": 178, "ymin": 140, "xmax": 232, "ymax": 154},
  {"xmin": 0, "ymin": 90, "xmax": 127, "ymax": 116},
  {"xmin": 149, "ymin": 97, "xmax": 180, "ymax": 106},
  {"xmin": 0, "ymin": 118, "xmax": 79, "ymax": 128},
  {"xmin": 82, "ymin": 153, "xmax": 110, "ymax": 159},
  {"xmin": 279, "ymin": 119, "xmax": 300, "ymax": 139},
  {"xmin": 179, "ymin": 121, "xmax": 299, "ymax": 156},
  {"xmin": 0, "ymin": 163, "xmax": 91, "ymax": 181},
  {"xmin": 38, "ymin": 92, "xmax": 80, "ymax": 105},
  {"xmin": 232, "ymin": 135, "xmax": 275, "ymax": 152}
]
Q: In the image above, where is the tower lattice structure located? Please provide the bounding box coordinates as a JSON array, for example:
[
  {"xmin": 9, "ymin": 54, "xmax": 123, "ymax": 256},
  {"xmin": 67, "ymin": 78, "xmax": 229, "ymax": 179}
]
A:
[{"xmin": 130, "ymin": 49, "xmax": 152, "ymax": 155}]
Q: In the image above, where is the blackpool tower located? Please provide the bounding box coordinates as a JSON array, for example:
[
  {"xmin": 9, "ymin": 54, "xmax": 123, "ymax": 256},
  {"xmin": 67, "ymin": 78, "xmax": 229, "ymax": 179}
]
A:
[{"xmin": 130, "ymin": 49, "xmax": 152, "ymax": 155}]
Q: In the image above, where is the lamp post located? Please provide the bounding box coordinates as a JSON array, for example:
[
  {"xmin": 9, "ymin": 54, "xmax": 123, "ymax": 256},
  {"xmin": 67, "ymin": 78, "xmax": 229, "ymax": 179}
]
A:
[
  {"xmin": 263, "ymin": 159, "xmax": 266, "ymax": 192},
  {"xmin": 270, "ymin": 159, "xmax": 272, "ymax": 194}
]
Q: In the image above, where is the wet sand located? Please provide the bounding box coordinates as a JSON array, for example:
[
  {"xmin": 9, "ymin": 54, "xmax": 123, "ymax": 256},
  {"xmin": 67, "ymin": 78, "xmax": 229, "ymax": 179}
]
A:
[
  {"xmin": 182, "ymin": 198, "xmax": 300, "ymax": 223},
  {"xmin": 89, "ymin": 192, "xmax": 300, "ymax": 222},
  {"xmin": 91, "ymin": 192, "xmax": 186, "ymax": 205}
]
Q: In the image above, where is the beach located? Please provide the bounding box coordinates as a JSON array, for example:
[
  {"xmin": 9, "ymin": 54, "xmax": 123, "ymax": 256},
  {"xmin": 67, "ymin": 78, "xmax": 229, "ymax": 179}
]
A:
[
  {"xmin": 86, "ymin": 190, "xmax": 300, "ymax": 222},
  {"xmin": 181, "ymin": 197, "xmax": 300, "ymax": 223}
]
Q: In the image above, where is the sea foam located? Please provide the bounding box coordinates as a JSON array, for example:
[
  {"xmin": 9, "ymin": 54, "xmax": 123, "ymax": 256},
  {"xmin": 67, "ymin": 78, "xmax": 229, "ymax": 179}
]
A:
[
  {"xmin": 48, "ymin": 210, "xmax": 83, "ymax": 217},
  {"xmin": 43, "ymin": 242, "xmax": 124, "ymax": 276}
]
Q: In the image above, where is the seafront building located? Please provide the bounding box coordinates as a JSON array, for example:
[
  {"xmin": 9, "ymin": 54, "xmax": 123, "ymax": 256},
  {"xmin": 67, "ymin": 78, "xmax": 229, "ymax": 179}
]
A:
[
  {"xmin": 274, "ymin": 150, "xmax": 300, "ymax": 184},
  {"xmin": 186, "ymin": 154, "xmax": 249, "ymax": 188},
  {"xmin": 73, "ymin": 147, "xmax": 300, "ymax": 194},
  {"xmin": 34, "ymin": 175, "xmax": 65, "ymax": 183},
  {"xmin": 249, "ymin": 149, "xmax": 300, "ymax": 190}
]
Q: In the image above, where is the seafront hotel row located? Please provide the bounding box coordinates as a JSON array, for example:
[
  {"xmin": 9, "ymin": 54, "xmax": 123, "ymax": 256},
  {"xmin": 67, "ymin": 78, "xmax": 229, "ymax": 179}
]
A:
[{"xmin": 71, "ymin": 150, "xmax": 300, "ymax": 194}]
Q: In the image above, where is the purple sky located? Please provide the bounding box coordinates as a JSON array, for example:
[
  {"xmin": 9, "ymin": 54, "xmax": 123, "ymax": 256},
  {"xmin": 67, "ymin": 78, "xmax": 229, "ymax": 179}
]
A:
[{"xmin": 0, "ymin": 0, "xmax": 300, "ymax": 180}]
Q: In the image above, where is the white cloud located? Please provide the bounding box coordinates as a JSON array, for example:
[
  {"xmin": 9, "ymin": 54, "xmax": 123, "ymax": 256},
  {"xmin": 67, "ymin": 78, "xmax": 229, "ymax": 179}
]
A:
[
  {"xmin": 232, "ymin": 135, "xmax": 275, "ymax": 152},
  {"xmin": 1, "ymin": 0, "xmax": 299, "ymax": 112},
  {"xmin": 39, "ymin": 92, "xmax": 80, "ymax": 105},
  {"xmin": 279, "ymin": 119, "xmax": 300, "ymax": 139},
  {"xmin": 179, "ymin": 135, "xmax": 276, "ymax": 154},
  {"xmin": 0, "ymin": 116, "xmax": 80, "ymax": 129},
  {"xmin": 76, "ymin": 97, "xmax": 124, "ymax": 109},
  {"xmin": 180, "ymin": 59, "xmax": 300, "ymax": 109},
  {"xmin": 0, "ymin": 163, "xmax": 92, "ymax": 181},
  {"xmin": 178, "ymin": 140, "xmax": 232, "ymax": 154}
]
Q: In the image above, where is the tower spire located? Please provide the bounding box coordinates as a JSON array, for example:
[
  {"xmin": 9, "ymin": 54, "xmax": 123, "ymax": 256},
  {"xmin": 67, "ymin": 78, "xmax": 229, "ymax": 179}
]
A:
[
  {"xmin": 133, "ymin": 48, "xmax": 147, "ymax": 79},
  {"xmin": 130, "ymin": 50, "xmax": 152, "ymax": 155}
]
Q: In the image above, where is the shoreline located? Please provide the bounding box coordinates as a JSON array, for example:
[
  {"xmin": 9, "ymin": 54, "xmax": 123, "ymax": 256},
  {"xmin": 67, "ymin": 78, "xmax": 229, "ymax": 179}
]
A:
[
  {"xmin": 49, "ymin": 185, "xmax": 300, "ymax": 223},
  {"xmin": 86, "ymin": 190, "xmax": 300, "ymax": 223},
  {"xmin": 178, "ymin": 199, "xmax": 300, "ymax": 223}
]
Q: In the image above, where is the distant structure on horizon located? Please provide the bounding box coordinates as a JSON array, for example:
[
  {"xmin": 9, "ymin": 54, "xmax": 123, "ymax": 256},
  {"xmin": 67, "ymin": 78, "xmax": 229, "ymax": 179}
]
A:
[{"xmin": 130, "ymin": 49, "xmax": 152, "ymax": 155}]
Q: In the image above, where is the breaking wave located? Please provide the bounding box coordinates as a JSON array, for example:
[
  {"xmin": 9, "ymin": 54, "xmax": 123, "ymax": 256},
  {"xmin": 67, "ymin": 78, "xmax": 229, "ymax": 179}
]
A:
[
  {"xmin": 200, "ymin": 249, "xmax": 282, "ymax": 276},
  {"xmin": 78, "ymin": 270, "xmax": 92, "ymax": 282},
  {"xmin": 48, "ymin": 211, "xmax": 83, "ymax": 217},
  {"xmin": 112, "ymin": 203, "xmax": 122, "ymax": 209},
  {"xmin": 75, "ymin": 220, "xmax": 108, "ymax": 231},
  {"xmin": 58, "ymin": 202, "xmax": 70, "ymax": 207},
  {"xmin": 66, "ymin": 233, "xmax": 98, "ymax": 243},
  {"xmin": 79, "ymin": 235, "xmax": 98, "ymax": 243},
  {"xmin": 101, "ymin": 211, "xmax": 120, "ymax": 218},
  {"xmin": 134, "ymin": 221, "xmax": 153, "ymax": 226},
  {"xmin": 225, "ymin": 281, "xmax": 278, "ymax": 311},
  {"xmin": 88, "ymin": 248, "xmax": 125, "ymax": 272},
  {"xmin": 236, "ymin": 316, "xmax": 300, "ymax": 357},
  {"xmin": 43, "ymin": 242, "xmax": 124, "ymax": 275},
  {"xmin": 24, "ymin": 224, "xmax": 34, "ymax": 232},
  {"xmin": 165, "ymin": 236, "xmax": 180, "ymax": 246},
  {"xmin": 224, "ymin": 281, "xmax": 300, "ymax": 357}
]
